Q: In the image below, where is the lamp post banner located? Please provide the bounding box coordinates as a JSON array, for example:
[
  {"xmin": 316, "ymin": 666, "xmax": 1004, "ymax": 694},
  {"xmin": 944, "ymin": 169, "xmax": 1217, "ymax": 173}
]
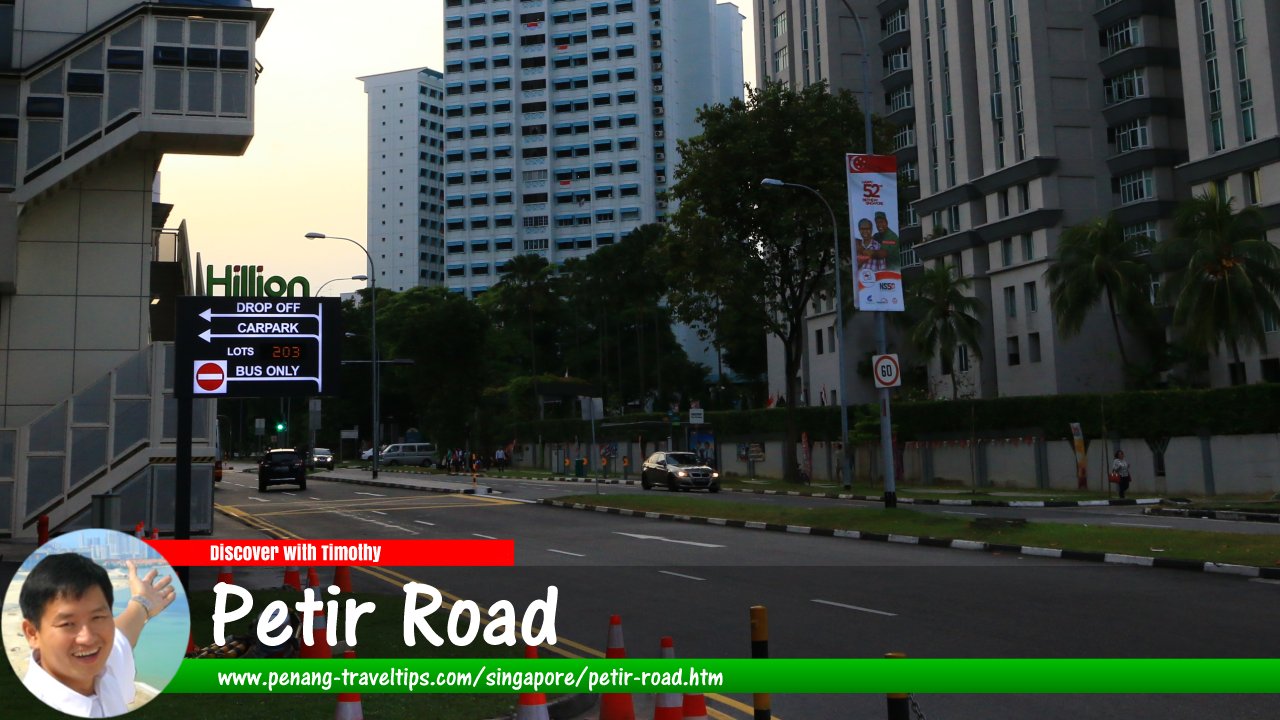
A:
[{"xmin": 846, "ymin": 154, "xmax": 903, "ymax": 311}]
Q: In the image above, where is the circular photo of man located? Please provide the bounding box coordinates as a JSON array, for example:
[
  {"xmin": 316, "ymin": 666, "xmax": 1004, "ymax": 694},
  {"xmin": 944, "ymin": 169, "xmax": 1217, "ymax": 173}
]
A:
[{"xmin": 3, "ymin": 528, "xmax": 189, "ymax": 717}]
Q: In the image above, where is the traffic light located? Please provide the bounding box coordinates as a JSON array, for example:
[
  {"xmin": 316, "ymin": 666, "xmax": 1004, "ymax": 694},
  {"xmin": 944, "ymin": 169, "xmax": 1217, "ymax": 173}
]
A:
[{"xmin": 275, "ymin": 421, "xmax": 286, "ymax": 433}]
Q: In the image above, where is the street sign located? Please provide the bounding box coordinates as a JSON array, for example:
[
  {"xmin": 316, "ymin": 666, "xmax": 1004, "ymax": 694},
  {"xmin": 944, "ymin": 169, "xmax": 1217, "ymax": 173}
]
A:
[
  {"xmin": 341, "ymin": 428, "xmax": 359, "ymax": 440},
  {"xmin": 255, "ymin": 418, "xmax": 265, "ymax": 436},
  {"xmin": 689, "ymin": 407, "xmax": 705, "ymax": 425},
  {"xmin": 747, "ymin": 442, "xmax": 766, "ymax": 462},
  {"xmin": 873, "ymin": 353, "xmax": 902, "ymax": 389},
  {"xmin": 175, "ymin": 297, "xmax": 342, "ymax": 399}
]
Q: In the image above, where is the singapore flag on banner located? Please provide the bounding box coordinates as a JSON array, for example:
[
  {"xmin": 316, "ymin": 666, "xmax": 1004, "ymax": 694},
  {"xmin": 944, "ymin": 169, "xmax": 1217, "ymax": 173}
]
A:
[{"xmin": 846, "ymin": 154, "xmax": 903, "ymax": 311}]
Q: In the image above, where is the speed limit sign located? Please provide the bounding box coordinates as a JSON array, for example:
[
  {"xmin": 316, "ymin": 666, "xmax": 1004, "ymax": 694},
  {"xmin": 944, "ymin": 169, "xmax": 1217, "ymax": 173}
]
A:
[{"xmin": 873, "ymin": 354, "xmax": 901, "ymax": 389}]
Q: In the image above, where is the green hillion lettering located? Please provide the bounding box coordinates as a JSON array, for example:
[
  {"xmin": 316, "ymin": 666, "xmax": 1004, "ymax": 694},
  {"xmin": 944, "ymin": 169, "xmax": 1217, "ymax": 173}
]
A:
[{"xmin": 206, "ymin": 265, "xmax": 311, "ymax": 297}]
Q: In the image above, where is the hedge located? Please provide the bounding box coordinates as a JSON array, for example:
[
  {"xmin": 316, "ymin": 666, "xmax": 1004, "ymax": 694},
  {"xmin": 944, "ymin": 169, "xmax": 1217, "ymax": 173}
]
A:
[{"xmin": 510, "ymin": 385, "xmax": 1280, "ymax": 443}]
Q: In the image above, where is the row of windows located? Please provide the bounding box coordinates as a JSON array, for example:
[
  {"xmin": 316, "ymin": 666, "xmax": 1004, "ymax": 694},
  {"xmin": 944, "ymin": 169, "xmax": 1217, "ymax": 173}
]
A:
[
  {"xmin": 445, "ymin": 68, "xmax": 641, "ymax": 88},
  {"xmin": 444, "ymin": 210, "xmax": 642, "ymax": 232},
  {"xmin": 447, "ymin": 184, "xmax": 644, "ymax": 207},
  {"xmin": 444, "ymin": 135, "xmax": 641, "ymax": 158},
  {"xmin": 445, "ymin": 0, "xmax": 636, "ymax": 15},
  {"xmin": 446, "ymin": 24, "xmax": 652, "ymax": 52},
  {"xmin": 445, "ymin": 43, "xmax": 654, "ymax": 75}
]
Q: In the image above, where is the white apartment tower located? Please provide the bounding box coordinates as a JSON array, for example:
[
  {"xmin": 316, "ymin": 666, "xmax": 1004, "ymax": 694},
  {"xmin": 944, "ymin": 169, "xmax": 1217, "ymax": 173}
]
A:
[
  {"xmin": 441, "ymin": 0, "xmax": 743, "ymax": 298},
  {"xmin": 361, "ymin": 67, "xmax": 447, "ymax": 291}
]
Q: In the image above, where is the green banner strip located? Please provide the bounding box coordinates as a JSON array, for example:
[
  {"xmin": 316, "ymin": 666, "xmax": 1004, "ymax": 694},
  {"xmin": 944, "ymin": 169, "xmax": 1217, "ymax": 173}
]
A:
[{"xmin": 167, "ymin": 658, "xmax": 1280, "ymax": 694}]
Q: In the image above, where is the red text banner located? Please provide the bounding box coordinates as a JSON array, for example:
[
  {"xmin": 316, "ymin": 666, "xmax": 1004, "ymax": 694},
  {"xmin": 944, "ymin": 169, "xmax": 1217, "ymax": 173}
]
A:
[{"xmin": 145, "ymin": 539, "xmax": 514, "ymax": 566}]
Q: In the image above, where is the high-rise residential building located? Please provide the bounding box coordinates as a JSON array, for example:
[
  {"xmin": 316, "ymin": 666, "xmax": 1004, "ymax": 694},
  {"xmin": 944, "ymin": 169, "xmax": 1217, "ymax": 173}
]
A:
[
  {"xmin": 764, "ymin": 1, "xmax": 1280, "ymax": 404},
  {"xmin": 441, "ymin": 0, "xmax": 743, "ymax": 298},
  {"xmin": 0, "ymin": 0, "xmax": 271, "ymax": 537},
  {"xmin": 361, "ymin": 67, "xmax": 447, "ymax": 292},
  {"xmin": 1173, "ymin": 0, "xmax": 1280, "ymax": 386}
]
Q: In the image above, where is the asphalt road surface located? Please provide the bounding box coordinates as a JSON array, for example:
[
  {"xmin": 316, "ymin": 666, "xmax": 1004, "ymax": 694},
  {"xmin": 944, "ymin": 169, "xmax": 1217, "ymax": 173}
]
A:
[{"xmin": 214, "ymin": 467, "xmax": 1280, "ymax": 719}]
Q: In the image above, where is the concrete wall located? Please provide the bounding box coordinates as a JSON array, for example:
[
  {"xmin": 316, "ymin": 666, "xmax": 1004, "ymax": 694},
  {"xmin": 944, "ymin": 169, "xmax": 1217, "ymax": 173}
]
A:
[{"xmin": 514, "ymin": 433, "xmax": 1280, "ymax": 497}]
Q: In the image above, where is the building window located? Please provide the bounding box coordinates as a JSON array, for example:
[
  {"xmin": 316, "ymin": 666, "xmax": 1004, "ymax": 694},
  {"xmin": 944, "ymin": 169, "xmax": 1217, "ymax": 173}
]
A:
[
  {"xmin": 1228, "ymin": 361, "xmax": 1246, "ymax": 386},
  {"xmin": 1262, "ymin": 358, "xmax": 1280, "ymax": 384},
  {"xmin": 771, "ymin": 11, "xmax": 787, "ymax": 38},
  {"xmin": 1001, "ymin": 238, "xmax": 1013, "ymax": 266},
  {"xmin": 1004, "ymin": 286, "xmax": 1017, "ymax": 317},
  {"xmin": 1103, "ymin": 69, "xmax": 1147, "ymax": 106},
  {"xmin": 1103, "ymin": 19, "xmax": 1142, "ymax": 56},
  {"xmin": 1123, "ymin": 221, "xmax": 1158, "ymax": 251},
  {"xmin": 1018, "ymin": 183, "xmax": 1030, "ymax": 211},
  {"xmin": 957, "ymin": 344, "xmax": 970, "ymax": 373},
  {"xmin": 815, "ymin": 328, "xmax": 824, "ymax": 355},
  {"xmin": 1118, "ymin": 170, "xmax": 1153, "ymax": 205},
  {"xmin": 1007, "ymin": 336, "xmax": 1021, "ymax": 366},
  {"xmin": 1111, "ymin": 117, "xmax": 1150, "ymax": 153},
  {"xmin": 1020, "ymin": 233, "xmax": 1034, "ymax": 261},
  {"xmin": 1024, "ymin": 281, "xmax": 1038, "ymax": 313},
  {"xmin": 1028, "ymin": 332, "xmax": 1042, "ymax": 363},
  {"xmin": 1245, "ymin": 170, "xmax": 1262, "ymax": 205}
]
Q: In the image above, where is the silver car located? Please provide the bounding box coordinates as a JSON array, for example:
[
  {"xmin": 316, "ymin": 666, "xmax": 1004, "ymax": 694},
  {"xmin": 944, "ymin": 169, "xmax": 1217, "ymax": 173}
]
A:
[{"xmin": 640, "ymin": 451, "xmax": 721, "ymax": 492}]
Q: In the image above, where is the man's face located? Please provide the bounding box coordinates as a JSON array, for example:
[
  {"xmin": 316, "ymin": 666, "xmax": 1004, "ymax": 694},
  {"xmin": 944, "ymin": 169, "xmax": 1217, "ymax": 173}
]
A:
[
  {"xmin": 876, "ymin": 216, "xmax": 889, "ymax": 233},
  {"xmin": 22, "ymin": 586, "xmax": 115, "ymax": 695},
  {"xmin": 859, "ymin": 223, "xmax": 874, "ymax": 241}
]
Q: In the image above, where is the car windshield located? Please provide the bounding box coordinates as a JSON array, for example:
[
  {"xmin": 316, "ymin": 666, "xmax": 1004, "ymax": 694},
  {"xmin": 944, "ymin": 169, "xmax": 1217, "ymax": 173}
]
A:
[
  {"xmin": 666, "ymin": 453, "xmax": 700, "ymax": 465},
  {"xmin": 266, "ymin": 452, "xmax": 299, "ymax": 461},
  {"xmin": 314, "ymin": 448, "xmax": 332, "ymax": 455}
]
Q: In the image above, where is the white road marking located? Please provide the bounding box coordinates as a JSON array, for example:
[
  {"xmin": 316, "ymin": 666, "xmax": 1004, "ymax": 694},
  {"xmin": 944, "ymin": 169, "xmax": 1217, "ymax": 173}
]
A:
[
  {"xmin": 547, "ymin": 549, "xmax": 585, "ymax": 557},
  {"xmin": 942, "ymin": 510, "xmax": 988, "ymax": 516},
  {"xmin": 811, "ymin": 599, "xmax": 897, "ymax": 617},
  {"xmin": 414, "ymin": 520, "xmax": 436, "ymax": 527},
  {"xmin": 370, "ymin": 511, "xmax": 388, "ymax": 516},
  {"xmin": 1110, "ymin": 521, "xmax": 1174, "ymax": 529},
  {"xmin": 310, "ymin": 497, "xmax": 322, "ymax": 501},
  {"xmin": 614, "ymin": 532, "xmax": 725, "ymax": 548},
  {"xmin": 1249, "ymin": 578, "xmax": 1280, "ymax": 586},
  {"xmin": 354, "ymin": 491, "xmax": 385, "ymax": 497},
  {"xmin": 281, "ymin": 492, "xmax": 296, "ymax": 496},
  {"xmin": 247, "ymin": 496, "xmax": 269, "ymax": 503},
  {"xmin": 659, "ymin": 570, "xmax": 706, "ymax": 581},
  {"xmin": 473, "ymin": 533, "xmax": 498, "ymax": 539}
]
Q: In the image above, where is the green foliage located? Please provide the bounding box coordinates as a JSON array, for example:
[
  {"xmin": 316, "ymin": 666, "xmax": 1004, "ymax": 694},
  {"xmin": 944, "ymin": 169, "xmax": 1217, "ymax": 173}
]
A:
[
  {"xmin": 518, "ymin": 385, "xmax": 1280, "ymax": 443},
  {"xmin": 1162, "ymin": 189, "xmax": 1280, "ymax": 363},
  {"xmin": 1045, "ymin": 213, "xmax": 1156, "ymax": 368},
  {"xmin": 904, "ymin": 264, "xmax": 984, "ymax": 398}
]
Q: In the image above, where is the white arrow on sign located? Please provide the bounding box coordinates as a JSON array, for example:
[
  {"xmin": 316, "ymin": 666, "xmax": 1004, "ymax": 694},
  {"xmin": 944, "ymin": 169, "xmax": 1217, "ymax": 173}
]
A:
[
  {"xmin": 613, "ymin": 532, "xmax": 724, "ymax": 548},
  {"xmin": 199, "ymin": 308, "xmax": 320, "ymax": 322},
  {"xmin": 199, "ymin": 329, "xmax": 318, "ymax": 342}
]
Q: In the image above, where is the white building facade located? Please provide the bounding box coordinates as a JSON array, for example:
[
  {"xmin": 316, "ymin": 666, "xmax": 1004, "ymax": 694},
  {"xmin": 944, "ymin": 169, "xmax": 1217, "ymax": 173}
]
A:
[
  {"xmin": 360, "ymin": 67, "xmax": 447, "ymax": 292},
  {"xmin": 440, "ymin": 0, "xmax": 743, "ymax": 298}
]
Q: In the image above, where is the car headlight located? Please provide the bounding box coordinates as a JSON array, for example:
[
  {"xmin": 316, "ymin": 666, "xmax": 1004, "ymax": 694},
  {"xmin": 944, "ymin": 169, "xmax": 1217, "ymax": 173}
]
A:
[
  {"xmin": 711, "ymin": 472, "xmax": 719, "ymax": 478},
  {"xmin": 676, "ymin": 471, "xmax": 687, "ymax": 477}
]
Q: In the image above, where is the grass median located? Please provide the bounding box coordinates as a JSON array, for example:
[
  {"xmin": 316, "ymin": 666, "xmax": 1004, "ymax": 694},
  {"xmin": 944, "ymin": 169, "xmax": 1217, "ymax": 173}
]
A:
[
  {"xmin": 0, "ymin": 589, "xmax": 529, "ymax": 720},
  {"xmin": 554, "ymin": 494, "xmax": 1280, "ymax": 569}
]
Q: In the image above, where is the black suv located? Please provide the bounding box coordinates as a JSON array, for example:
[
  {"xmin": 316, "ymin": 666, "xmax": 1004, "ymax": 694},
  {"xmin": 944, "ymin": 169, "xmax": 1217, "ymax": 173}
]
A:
[
  {"xmin": 640, "ymin": 451, "xmax": 721, "ymax": 492},
  {"xmin": 258, "ymin": 449, "xmax": 307, "ymax": 492}
]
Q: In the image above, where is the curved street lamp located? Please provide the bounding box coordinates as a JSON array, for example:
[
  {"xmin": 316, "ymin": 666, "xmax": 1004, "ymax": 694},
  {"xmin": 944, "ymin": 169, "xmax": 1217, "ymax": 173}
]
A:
[
  {"xmin": 761, "ymin": 178, "xmax": 852, "ymax": 490},
  {"xmin": 305, "ymin": 232, "xmax": 381, "ymax": 478},
  {"xmin": 315, "ymin": 274, "xmax": 368, "ymax": 297}
]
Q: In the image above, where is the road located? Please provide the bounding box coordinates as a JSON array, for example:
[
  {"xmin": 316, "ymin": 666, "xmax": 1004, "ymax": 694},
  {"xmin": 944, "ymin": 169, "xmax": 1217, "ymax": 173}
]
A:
[{"xmin": 213, "ymin": 467, "xmax": 1280, "ymax": 719}]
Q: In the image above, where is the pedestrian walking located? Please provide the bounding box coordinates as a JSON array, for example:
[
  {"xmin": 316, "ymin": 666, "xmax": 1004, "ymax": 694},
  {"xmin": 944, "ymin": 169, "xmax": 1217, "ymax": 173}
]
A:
[{"xmin": 1110, "ymin": 450, "xmax": 1132, "ymax": 499}]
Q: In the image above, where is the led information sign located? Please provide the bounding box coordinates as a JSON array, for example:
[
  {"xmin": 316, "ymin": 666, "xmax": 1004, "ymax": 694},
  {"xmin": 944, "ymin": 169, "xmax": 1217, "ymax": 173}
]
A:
[{"xmin": 175, "ymin": 297, "xmax": 342, "ymax": 399}]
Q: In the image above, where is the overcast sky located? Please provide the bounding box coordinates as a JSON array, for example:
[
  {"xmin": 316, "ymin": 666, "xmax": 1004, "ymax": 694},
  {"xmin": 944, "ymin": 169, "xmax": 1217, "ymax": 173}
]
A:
[{"xmin": 161, "ymin": 0, "xmax": 757, "ymax": 295}]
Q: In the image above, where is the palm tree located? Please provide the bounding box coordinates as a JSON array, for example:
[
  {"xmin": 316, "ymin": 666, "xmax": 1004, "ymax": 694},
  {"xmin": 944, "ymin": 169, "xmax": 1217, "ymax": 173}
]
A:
[
  {"xmin": 1045, "ymin": 213, "xmax": 1154, "ymax": 367},
  {"xmin": 906, "ymin": 264, "xmax": 985, "ymax": 399},
  {"xmin": 1162, "ymin": 189, "xmax": 1280, "ymax": 373},
  {"xmin": 481, "ymin": 253, "xmax": 557, "ymax": 376}
]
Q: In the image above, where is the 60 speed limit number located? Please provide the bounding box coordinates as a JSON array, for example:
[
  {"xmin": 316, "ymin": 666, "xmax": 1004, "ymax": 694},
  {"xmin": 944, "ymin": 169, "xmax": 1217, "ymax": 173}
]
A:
[{"xmin": 872, "ymin": 354, "xmax": 901, "ymax": 389}]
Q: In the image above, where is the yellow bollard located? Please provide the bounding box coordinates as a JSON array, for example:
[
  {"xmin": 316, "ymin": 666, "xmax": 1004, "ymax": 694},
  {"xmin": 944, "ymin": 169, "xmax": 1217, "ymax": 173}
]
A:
[
  {"xmin": 886, "ymin": 652, "xmax": 909, "ymax": 720},
  {"xmin": 750, "ymin": 605, "xmax": 770, "ymax": 719}
]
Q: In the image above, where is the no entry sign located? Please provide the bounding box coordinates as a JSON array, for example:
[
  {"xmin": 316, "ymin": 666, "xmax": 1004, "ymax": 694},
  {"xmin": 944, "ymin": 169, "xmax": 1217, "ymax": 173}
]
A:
[{"xmin": 194, "ymin": 361, "xmax": 227, "ymax": 394}]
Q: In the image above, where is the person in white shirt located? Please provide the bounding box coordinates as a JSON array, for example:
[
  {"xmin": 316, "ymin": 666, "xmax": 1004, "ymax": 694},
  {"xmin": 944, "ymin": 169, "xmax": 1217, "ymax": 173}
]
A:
[{"xmin": 19, "ymin": 552, "xmax": 177, "ymax": 718}]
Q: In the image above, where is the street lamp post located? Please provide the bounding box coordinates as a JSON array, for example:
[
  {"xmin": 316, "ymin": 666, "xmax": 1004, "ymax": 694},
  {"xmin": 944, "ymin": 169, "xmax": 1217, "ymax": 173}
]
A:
[
  {"xmin": 838, "ymin": 1, "xmax": 898, "ymax": 508},
  {"xmin": 760, "ymin": 178, "xmax": 852, "ymax": 490},
  {"xmin": 305, "ymin": 232, "xmax": 381, "ymax": 479},
  {"xmin": 315, "ymin": 274, "xmax": 369, "ymax": 297}
]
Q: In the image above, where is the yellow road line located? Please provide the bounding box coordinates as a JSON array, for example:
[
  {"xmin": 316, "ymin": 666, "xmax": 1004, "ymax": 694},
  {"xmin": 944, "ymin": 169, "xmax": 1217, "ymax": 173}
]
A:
[{"xmin": 216, "ymin": 504, "xmax": 774, "ymax": 719}]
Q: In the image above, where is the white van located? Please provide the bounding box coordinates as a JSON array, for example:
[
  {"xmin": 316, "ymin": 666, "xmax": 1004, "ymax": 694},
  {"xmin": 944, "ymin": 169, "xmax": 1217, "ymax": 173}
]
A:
[{"xmin": 380, "ymin": 442, "xmax": 437, "ymax": 467}]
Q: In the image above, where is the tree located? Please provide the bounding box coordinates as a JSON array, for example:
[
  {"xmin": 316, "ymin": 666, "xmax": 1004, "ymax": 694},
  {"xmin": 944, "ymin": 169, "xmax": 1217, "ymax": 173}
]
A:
[
  {"xmin": 905, "ymin": 264, "xmax": 985, "ymax": 399},
  {"xmin": 1162, "ymin": 189, "xmax": 1280, "ymax": 374},
  {"xmin": 1045, "ymin": 213, "xmax": 1155, "ymax": 368},
  {"xmin": 664, "ymin": 81, "xmax": 889, "ymax": 482},
  {"xmin": 477, "ymin": 254, "xmax": 563, "ymax": 382}
]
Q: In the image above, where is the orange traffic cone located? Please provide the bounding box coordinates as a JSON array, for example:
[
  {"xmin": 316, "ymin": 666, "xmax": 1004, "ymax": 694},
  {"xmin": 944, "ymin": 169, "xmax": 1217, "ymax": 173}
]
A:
[
  {"xmin": 186, "ymin": 632, "xmax": 198, "ymax": 655},
  {"xmin": 681, "ymin": 693, "xmax": 709, "ymax": 720},
  {"xmin": 282, "ymin": 566, "xmax": 302, "ymax": 591},
  {"xmin": 654, "ymin": 637, "xmax": 682, "ymax": 720},
  {"xmin": 333, "ymin": 566, "xmax": 353, "ymax": 593},
  {"xmin": 217, "ymin": 567, "xmax": 235, "ymax": 585},
  {"xmin": 599, "ymin": 614, "xmax": 634, "ymax": 720},
  {"xmin": 307, "ymin": 566, "xmax": 321, "ymax": 589},
  {"xmin": 516, "ymin": 645, "xmax": 550, "ymax": 719},
  {"xmin": 299, "ymin": 605, "xmax": 332, "ymax": 659},
  {"xmin": 334, "ymin": 650, "xmax": 364, "ymax": 720}
]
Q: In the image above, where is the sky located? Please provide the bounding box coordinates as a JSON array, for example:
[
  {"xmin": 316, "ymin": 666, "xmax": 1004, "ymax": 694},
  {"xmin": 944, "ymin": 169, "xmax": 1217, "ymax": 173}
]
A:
[{"xmin": 161, "ymin": 0, "xmax": 759, "ymax": 297}]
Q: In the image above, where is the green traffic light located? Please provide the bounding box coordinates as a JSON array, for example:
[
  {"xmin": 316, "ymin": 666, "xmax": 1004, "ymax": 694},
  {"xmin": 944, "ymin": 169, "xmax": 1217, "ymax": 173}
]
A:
[{"xmin": 276, "ymin": 422, "xmax": 286, "ymax": 432}]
